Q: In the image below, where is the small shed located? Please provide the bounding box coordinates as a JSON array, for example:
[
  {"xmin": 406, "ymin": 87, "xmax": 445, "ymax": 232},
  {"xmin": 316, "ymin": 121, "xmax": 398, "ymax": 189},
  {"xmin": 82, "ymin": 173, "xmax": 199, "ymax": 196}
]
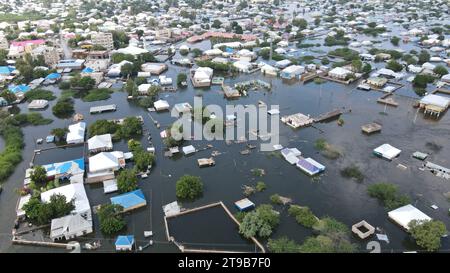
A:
[
  {"xmin": 234, "ymin": 198, "xmax": 255, "ymax": 212},
  {"xmin": 373, "ymin": 144, "xmax": 401, "ymax": 160},
  {"xmin": 182, "ymin": 145, "xmax": 196, "ymax": 155},
  {"xmin": 115, "ymin": 235, "xmax": 135, "ymax": 251},
  {"xmin": 388, "ymin": 204, "xmax": 431, "ymax": 230}
]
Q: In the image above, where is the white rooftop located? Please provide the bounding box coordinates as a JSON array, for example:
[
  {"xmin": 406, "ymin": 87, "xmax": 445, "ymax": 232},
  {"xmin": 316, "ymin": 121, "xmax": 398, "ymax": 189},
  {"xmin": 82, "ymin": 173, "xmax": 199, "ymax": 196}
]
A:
[{"xmin": 388, "ymin": 204, "xmax": 431, "ymax": 230}]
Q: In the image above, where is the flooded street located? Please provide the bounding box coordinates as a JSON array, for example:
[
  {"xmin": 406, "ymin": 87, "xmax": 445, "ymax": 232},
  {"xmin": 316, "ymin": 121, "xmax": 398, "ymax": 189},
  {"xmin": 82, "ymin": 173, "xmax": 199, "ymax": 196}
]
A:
[{"xmin": 1, "ymin": 57, "xmax": 450, "ymax": 252}]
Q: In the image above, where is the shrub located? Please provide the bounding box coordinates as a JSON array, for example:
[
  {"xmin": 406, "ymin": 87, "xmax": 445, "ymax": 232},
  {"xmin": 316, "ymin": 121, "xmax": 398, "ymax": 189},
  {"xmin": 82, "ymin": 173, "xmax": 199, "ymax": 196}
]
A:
[
  {"xmin": 97, "ymin": 204, "xmax": 126, "ymax": 235},
  {"xmin": 340, "ymin": 165, "xmax": 364, "ymax": 182},
  {"xmin": 288, "ymin": 205, "xmax": 318, "ymax": 228},
  {"xmin": 367, "ymin": 183, "xmax": 410, "ymax": 209},
  {"xmin": 176, "ymin": 175, "xmax": 203, "ymax": 199}
]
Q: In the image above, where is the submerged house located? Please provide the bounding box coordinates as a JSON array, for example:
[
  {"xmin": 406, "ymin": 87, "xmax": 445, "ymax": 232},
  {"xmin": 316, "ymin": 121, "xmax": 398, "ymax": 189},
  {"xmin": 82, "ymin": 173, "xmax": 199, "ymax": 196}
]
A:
[
  {"xmin": 192, "ymin": 67, "xmax": 213, "ymax": 87},
  {"xmin": 280, "ymin": 65, "xmax": 305, "ymax": 80},
  {"xmin": 373, "ymin": 144, "xmax": 401, "ymax": 160},
  {"xmin": 418, "ymin": 94, "xmax": 450, "ymax": 118},
  {"xmin": 296, "ymin": 157, "xmax": 326, "ymax": 176},
  {"xmin": 110, "ymin": 189, "xmax": 147, "ymax": 212}
]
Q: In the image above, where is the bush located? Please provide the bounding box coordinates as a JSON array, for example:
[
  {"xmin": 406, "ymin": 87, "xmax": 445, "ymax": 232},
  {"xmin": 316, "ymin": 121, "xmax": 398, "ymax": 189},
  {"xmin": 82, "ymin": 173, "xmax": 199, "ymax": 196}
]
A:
[
  {"xmin": 24, "ymin": 89, "xmax": 56, "ymax": 102},
  {"xmin": 177, "ymin": 73, "xmax": 187, "ymax": 86},
  {"xmin": 88, "ymin": 120, "xmax": 120, "ymax": 137},
  {"xmin": 433, "ymin": 65, "xmax": 448, "ymax": 77},
  {"xmin": 386, "ymin": 60, "xmax": 403, "ymax": 72},
  {"xmin": 176, "ymin": 175, "xmax": 203, "ymax": 199},
  {"xmin": 288, "ymin": 205, "xmax": 318, "ymax": 228},
  {"xmin": 268, "ymin": 237, "xmax": 301, "ymax": 253},
  {"xmin": 340, "ymin": 165, "xmax": 364, "ymax": 182},
  {"xmin": 367, "ymin": 183, "xmax": 410, "ymax": 209},
  {"xmin": 81, "ymin": 88, "xmax": 113, "ymax": 102},
  {"xmin": 256, "ymin": 181, "xmax": 266, "ymax": 192},
  {"xmin": 413, "ymin": 74, "xmax": 434, "ymax": 89},
  {"xmin": 270, "ymin": 194, "xmax": 283, "ymax": 205}
]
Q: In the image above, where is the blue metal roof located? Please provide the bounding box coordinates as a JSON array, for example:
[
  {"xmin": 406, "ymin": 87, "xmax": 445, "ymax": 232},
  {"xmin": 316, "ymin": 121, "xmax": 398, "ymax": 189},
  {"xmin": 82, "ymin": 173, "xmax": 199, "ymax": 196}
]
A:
[
  {"xmin": 45, "ymin": 72, "xmax": 61, "ymax": 80},
  {"xmin": 115, "ymin": 235, "xmax": 134, "ymax": 246},
  {"xmin": 82, "ymin": 67, "xmax": 94, "ymax": 73},
  {"xmin": 0, "ymin": 66, "xmax": 14, "ymax": 75},
  {"xmin": 110, "ymin": 189, "xmax": 147, "ymax": 210},
  {"xmin": 8, "ymin": 84, "xmax": 31, "ymax": 93}
]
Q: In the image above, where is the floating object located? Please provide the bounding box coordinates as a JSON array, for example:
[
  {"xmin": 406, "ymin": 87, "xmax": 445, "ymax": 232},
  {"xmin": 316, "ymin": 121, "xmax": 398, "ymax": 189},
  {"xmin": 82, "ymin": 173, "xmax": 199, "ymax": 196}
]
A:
[
  {"xmin": 431, "ymin": 204, "xmax": 438, "ymax": 210},
  {"xmin": 352, "ymin": 220, "xmax": 375, "ymax": 239},
  {"xmin": 36, "ymin": 138, "xmax": 43, "ymax": 144},
  {"xmin": 182, "ymin": 145, "xmax": 196, "ymax": 155},
  {"xmin": 46, "ymin": 135, "xmax": 55, "ymax": 143},
  {"xmin": 144, "ymin": 231, "xmax": 153, "ymax": 237},
  {"xmin": 376, "ymin": 233, "xmax": 390, "ymax": 243},
  {"xmin": 163, "ymin": 201, "xmax": 181, "ymax": 217}
]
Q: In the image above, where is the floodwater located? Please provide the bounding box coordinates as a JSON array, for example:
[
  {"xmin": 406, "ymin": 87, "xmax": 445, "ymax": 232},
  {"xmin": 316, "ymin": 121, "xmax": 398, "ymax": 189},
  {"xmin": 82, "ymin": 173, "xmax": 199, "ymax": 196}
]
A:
[{"xmin": 1, "ymin": 39, "xmax": 450, "ymax": 253}]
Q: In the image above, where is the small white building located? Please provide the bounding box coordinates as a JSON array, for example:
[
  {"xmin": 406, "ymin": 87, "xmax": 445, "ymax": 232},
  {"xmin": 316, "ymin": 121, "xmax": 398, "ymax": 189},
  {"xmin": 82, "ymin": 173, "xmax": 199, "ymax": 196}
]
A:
[
  {"xmin": 154, "ymin": 99, "xmax": 170, "ymax": 111},
  {"xmin": 373, "ymin": 144, "xmax": 401, "ymax": 160},
  {"xmin": 50, "ymin": 213, "xmax": 93, "ymax": 241},
  {"xmin": 66, "ymin": 122, "xmax": 86, "ymax": 144},
  {"xmin": 388, "ymin": 204, "xmax": 431, "ymax": 230}
]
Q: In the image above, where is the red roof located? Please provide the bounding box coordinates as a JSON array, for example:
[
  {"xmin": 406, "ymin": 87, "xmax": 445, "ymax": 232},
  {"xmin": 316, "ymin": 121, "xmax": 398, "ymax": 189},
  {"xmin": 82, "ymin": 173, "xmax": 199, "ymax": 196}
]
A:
[{"xmin": 11, "ymin": 39, "xmax": 45, "ymax": 47}]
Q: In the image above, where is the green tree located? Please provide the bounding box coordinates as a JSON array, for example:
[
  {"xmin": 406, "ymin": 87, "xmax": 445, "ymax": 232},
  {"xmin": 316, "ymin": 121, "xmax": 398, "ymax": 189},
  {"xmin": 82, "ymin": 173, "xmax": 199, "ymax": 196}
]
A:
[
  {"xmin": 88, "ymin": 120, "xmax": 120, "ymax": 137},
  {"xmin": 52, "ymin": 98, "xmax": 75, "ymax": 119},
  {"xmin": 412, "ymin": 74, "xmax": 434, "ymax": 89},
  {"xmin": 134, "ymin": 150, "xmax": 155, "ymax": 172},
  {"xmin": 288, "ymin": 205, "xmax": 318, "ymax": 228},
  {"xmin": 267, "ymin": 237, "xmax": 301, "ymax": 253},
  {"xmin": 0, "ymin": 90, "xmax": 16, "ymax": 104},
  {"xmin": 239, "ymin": 204, "xmax": 279, "ymax": 238},
  {"xmin": 386, "ymin": 60, "xmax": 403, "ymax": 72},
  {"xmin": 212, "ymin": 19, "xmax": 222, "ymax": 29},
  {"xmin": 97, "ymin": 204, "xmax": 126, "ymax": 235},
  {"xmin": 177, "ymin": 73, "xmax": 187, "ymax": 86},
  {"xmin": 176, "ymin": 175, "xmax": 203, "ymax": 199},
  {"xmin": 390, "ymin": 36, "xmax": 400, "ymax": 46},
  {"xmin": 30, "ymin": 166, "xmax": 47, "ymax": 184},
  {"xmin": 367, "ymin": 183, "xmax": 410, "ymax": 209},
  {"xmin": 51, "ymin": 128, "xmax": 68, "ymax": 141},
  {"xmin": 408, "ymin": 220, "xmax": 447, "ymax": 251},
  {"xmin": 351, "ymin": 59, "xmax": 363, "ymax": 72},
  {"xmin": 117, "ymin": 169, "xmax": 138, "ymax": 193},
  {"xmin": 119, "ymin": 117, "xmax": 143, "ymax": 139},
  {"xmin": 292, "ymin": 18, "xmax": 308, "ymax": 30},
  {"xmin": 121, "ymin": 63, "xmax": 134, "ymax": 78},
  {"xmin": 433, "ymin": 65, "xmax": 448, "ymax": 77},
  {"xmin": 362, "ymin": 63, "xmax": 372, "ymax": 73},
  {"xmin": 418, "ymin": 50, "xmax": 430, "ymax": 64}
]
